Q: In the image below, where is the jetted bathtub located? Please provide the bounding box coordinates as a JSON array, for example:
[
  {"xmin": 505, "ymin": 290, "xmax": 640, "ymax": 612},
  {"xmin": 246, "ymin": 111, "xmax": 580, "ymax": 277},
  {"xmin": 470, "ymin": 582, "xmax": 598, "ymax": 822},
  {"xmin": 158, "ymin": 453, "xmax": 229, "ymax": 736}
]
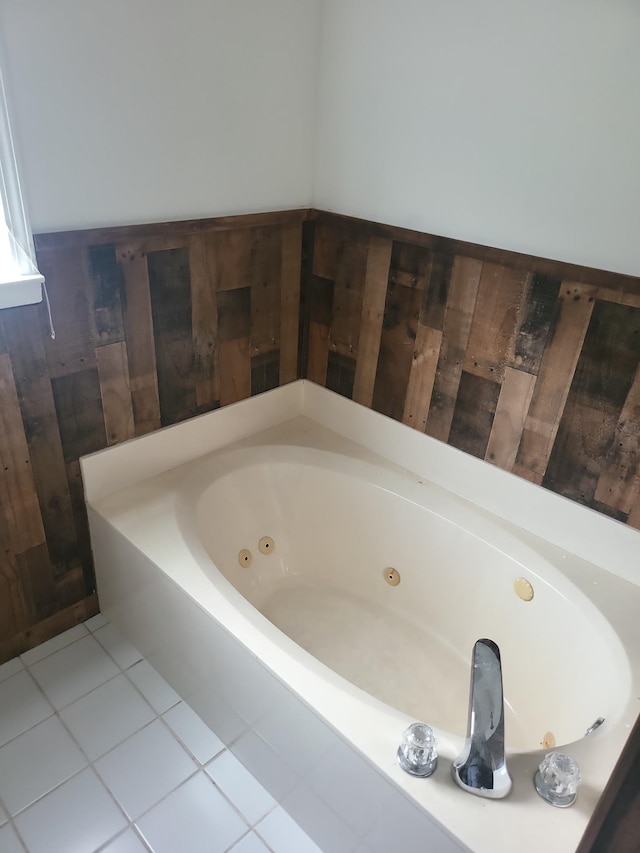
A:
[{"xmin": 83, "ymin": 380, "xmax": 640, "ymax": 853}]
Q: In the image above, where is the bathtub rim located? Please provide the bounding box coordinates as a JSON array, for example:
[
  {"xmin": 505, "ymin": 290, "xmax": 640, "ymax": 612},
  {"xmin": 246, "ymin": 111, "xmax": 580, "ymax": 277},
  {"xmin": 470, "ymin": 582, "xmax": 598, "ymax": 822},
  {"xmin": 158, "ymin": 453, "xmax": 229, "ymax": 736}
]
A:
[
  {"xmin": 82, "ymin": 379, "xmax": 640, "ymax": 590},
  {"xmin": 82, "ymin": 381, "xmax": 640, "ymax": 853},
  {"xmin": 182, "ymin": 441, "xmax": 633, "ymax": 752}
]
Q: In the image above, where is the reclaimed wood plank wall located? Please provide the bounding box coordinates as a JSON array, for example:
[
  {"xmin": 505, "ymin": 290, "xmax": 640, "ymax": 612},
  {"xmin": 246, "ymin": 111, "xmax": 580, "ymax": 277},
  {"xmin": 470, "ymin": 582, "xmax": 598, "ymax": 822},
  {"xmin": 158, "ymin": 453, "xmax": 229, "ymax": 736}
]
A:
[
  {"xmin": 303, "ymin": 212, "xmax": 640, "ymax": 527},
  {"xmin": 1, "ymin": 205, "xmax": 639, "ymax": 663},
  {"xmin": 0, "ymin": 210, "xmax": 304, "ymax": 662}
]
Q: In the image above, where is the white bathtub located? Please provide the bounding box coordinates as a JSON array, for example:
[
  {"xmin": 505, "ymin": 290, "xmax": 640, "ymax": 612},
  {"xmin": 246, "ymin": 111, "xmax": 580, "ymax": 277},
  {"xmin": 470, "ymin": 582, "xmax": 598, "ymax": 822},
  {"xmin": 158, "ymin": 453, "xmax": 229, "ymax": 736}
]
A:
[{"xmin": 83, "ymin": 380, "xmax": 640, "ymax": 853}]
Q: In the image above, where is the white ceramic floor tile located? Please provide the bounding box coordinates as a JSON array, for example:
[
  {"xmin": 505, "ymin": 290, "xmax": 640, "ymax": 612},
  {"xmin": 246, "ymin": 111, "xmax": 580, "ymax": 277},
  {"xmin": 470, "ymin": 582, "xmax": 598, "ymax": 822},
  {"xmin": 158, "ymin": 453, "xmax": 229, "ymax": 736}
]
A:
[
  {"xmin": 163, "ymin": 702, "xmax": 224, "ymax": 765},
  {"xmin": 0, "ymin": 671, "xmax": 53, "ymax": 747},
  {"xmin": 98, "ymin": 827, "xmax": 149, "ymax": 853},
  {"xmin": 93, "ymin": 624, "xmax": 143, "ymax": 670},
  {"xmin": 206, "ymin": 750, "xmax": 276, "ymax": 825},
  {"xmin": 0, "ymin": 716, "xmax": 87, "ymax": 816},
  {"xmin": 19, "ymin": 624, "xmax": 88, "ymax": 666},
  {"xmin": 228, "ymin": 831, "xmax": 270, "ymax": 853},
  {"xmin": 135, "ymin": 772, "xmax": 247, "ymax": 853},
  {"xmin": 14, "ymin": 767, "xmax": 127, "ymax": 853},
  {"xmin": 60, "ymin": 673, "xmax": 156, "ymax": 760},
  {"xmin": 126, "ymin": 660, "xmax": 181, "ymax": 714},
  {"xmin": 0, "ymin": 657, "xmax": 23, "ymax": 684},
  {"xmin": 0, "ymin": 823, "xmax": 25, "ymax": 852},
  {"xmin": 94, "ymin": 719, "xmax": 196, "ymax": 819},
  {"xmin": 29, "ymin": 634, "xmax": 119, "ymax": 709},
  {"xmin": 85, "ymin": 612, "xmax": 109, "ymax": 632},
  {"xmin": 256, "ymin": 806, "xmax": 323, "ymax": 853}
]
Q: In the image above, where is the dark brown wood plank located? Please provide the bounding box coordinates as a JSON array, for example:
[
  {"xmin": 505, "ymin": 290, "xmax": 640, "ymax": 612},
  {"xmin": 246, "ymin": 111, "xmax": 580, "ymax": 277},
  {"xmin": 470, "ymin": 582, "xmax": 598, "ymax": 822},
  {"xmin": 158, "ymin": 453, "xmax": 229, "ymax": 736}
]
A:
[
  {"xmin": 218, "ymin": 287, "xmax": 251, "ymax": 343},
  {"xmin": 371, "ymin": 276, "xmax": 422, "ymax": 422},
  {"xmin": 218, "ymin": 285, "xmax": 252, "ymax": 407},
  {"xmin": 16, "ymin": 543, "xmax": 60, "ymax": 623},
  {"xmin": 311, "ymin": 222, "xmax": 342, "ymax": 280},
  {"xmin": 0, "ymin": 321, "xmax": 6, "ymax": 355},
  {"xmin": 0, "ymin": 504, "xmax": 29, "ymax": 648},
  {"xmin": 353, "ymin": 236, "xmax": 392, "ymax": 407},
  {"xmin": 425, "ymin": 256, "xmax": 483, "ymax": 442},
  {"xmin": 628, "ymin": 495, "xmax": 640, "ymax": 530},
  {"xmin": 448, "ymin": 372, "xmax": 501, "ymax": 459},
  {"xmin": 307, "ymin": 322, "xmax": 330, "ymax": 386},
  {"xmin": 118, "ymin": 243, "xmax": 161, "ymax": 436},
  {"xmin": 297, "ymin": 221, "xmax": 315, "ymax": 381},
  {"xmin": 1, "ymin": 304, "xmax": 78, "ymax": 569},
  {"xmin": 543, "ymin": 301, "xmax": 640, "ymax": 507},
  {"xmin": 88, "ymin": 244, "xmax": 126, "ymax": 346},
  {"xmin": 219, "ymin": 339, "xmax": 251, "ymax": 406},
  {"xmin": 420, "ymin": 250, "xmax": 454, "ymax": 331},
  {"xmin": 38, "ymin": 247, "xmax": 96, "ymax": 378},
  {"xmin": 188, "ymin": 234, "xmax": 219, "ymax": 411},
  {"xmin": 148, "ymin": 247, "xmax": 197, "ymax": 427},
  {"xmin": 463, "ymin": 263, "xmax": 528, "ymax": 383},
  {"xmin": 35, "ymin": 209, "xmax": 309, "ymax": 251},
  {"xmin": 485, "ymin": 367, "xmax": 536, "ymax": 471},
  {"xmin": 0, "ymin": 593, "xmax": 99, "ymax": 662},
  {"xmin": 326, "ymin": 352, "xmax": 356, "ymax": 399},
  {"xmin": 389, "ymin": 242, "xmax": 429, "ymax": 291},
  {"xmin": 66, "ymin": 460, "xmax": 95, "ymax": 593},
  {"xmin": 210, "ymin": 228, "xmax": 252, "ymax": 292},
  {"xmin": 251, "ymin": 351, "xmax": 280, "ymax": 396},
  {"xmin": 402, "ymin": 325, "xmax": 442, "ymax": 430},
  {"xmin": 308, "ymin": 276, "xmax": 334, "ymax": 327},
  {"xmin": 96, "ymin": 342, "xmax": 135, "ymax": 445},
  {"xmin": 328, "ymin": 234, "xmax": 368, "ymax": 356},
  {"xmin": 310, "ymin": 210, "xmax": 640, "ymax": 294},
  {"xmin": 593, "ymin": 361, "xmax": 640, "ymax": 514},
  {"xmin": 250, "ymin": 227, "xmax": 282, "ymax": 355},
  {"xmin": 512, "ymin": 273, "xmax": 561, "ymax": 374},
  {"xmin": 514, "ymin": 283, "xmax": 596, "ymax": 484},
  {"xmin": 280, "ymin": 223, "xmax": 302, "ymax": 384},
  {"xmin": 51, "ymin": 368, "xmax": 107, "ymax": 464},
  {"xmin": 0, "ymin": 353, "xmax": 46, "ymax": 554}
]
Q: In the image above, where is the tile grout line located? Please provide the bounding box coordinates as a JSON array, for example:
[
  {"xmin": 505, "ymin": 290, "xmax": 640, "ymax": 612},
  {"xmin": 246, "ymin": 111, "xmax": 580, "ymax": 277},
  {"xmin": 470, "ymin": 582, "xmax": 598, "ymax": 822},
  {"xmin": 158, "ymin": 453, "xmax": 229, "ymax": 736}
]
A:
[{"xmin": 1, "ymin": 619, "xmax": 320, "ymax": 853}]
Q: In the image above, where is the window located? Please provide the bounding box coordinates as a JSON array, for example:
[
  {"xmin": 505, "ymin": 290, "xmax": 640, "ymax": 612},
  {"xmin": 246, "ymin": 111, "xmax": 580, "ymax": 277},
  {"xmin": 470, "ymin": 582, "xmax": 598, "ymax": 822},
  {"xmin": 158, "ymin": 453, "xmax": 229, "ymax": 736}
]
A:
[{"xmin": 0, "ymin": 55, "xmax": 43, "ymax": 310}]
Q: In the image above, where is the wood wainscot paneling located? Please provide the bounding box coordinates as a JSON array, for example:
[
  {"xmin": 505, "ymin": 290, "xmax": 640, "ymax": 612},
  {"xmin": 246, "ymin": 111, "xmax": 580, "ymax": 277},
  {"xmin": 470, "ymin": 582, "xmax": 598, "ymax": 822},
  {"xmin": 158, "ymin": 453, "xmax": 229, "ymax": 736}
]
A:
[
  {"xmin": 301, "ymin": 211, "xmax": 640, "ymax": 853},
  {"xmin": 0, "ymin": 209, "xmax": 306, "ymax": 661},
  {"xmin": 0, "ymin": 205, "xmax": 638, "ymax": 848},
  {"xmin": 302, "ymin": 211, "xmax": 640, "ymax": 527}
]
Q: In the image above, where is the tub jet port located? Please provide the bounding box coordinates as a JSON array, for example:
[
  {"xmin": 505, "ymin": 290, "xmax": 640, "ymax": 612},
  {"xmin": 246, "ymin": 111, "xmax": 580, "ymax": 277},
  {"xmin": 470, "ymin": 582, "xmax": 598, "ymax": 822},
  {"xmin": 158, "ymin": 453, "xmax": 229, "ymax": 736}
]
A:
[
  {"xmin": 238, "ymin": 549, "xmax": 252, "ymax": 568},
  {"xmin": 384, "ymin": 568, "xmax": 400, "ymax": 586},
  {"xmin": 541, "ymin": 731, "xmax": 556, "ymax": 749},
  {"xmin": 258, "ymin": 536, "xmax": 274, "ymax": 555},
  {"xmin": 514, "ymin": 577, "xmax": 534, "ymax": 601}
]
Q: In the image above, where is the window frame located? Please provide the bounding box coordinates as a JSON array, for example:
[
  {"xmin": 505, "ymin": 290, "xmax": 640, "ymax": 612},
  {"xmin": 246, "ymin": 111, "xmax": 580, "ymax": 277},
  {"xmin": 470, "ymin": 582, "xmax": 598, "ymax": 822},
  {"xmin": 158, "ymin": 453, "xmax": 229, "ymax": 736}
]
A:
[{"xmin": 0, "ymin": 52, "xmax": 43, "ymax": 310}]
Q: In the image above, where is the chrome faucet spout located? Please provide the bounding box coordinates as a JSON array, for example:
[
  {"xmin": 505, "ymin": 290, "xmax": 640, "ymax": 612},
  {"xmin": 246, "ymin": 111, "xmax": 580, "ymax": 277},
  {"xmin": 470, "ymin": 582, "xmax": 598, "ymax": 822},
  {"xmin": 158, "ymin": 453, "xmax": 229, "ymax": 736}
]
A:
[{"xmin": 452, "ymin": 638, "xmax": 512, "ymax": 799}]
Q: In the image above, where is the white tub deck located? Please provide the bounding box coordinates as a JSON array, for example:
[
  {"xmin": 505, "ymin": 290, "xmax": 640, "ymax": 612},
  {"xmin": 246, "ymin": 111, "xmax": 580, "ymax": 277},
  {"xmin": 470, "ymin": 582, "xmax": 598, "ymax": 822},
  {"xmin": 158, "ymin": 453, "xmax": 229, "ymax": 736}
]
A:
[{"xmin": 82, "ymin": 380, "xmax": 640, "ymax": 853}]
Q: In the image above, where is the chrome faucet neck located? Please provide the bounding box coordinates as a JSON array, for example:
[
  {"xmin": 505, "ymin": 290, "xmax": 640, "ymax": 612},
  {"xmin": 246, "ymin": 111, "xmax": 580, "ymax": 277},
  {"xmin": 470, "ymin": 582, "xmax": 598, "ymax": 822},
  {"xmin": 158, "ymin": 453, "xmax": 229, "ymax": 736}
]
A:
[{"xmin": 452, "ymin": 638, "xmax": 512, "ymax": 799}]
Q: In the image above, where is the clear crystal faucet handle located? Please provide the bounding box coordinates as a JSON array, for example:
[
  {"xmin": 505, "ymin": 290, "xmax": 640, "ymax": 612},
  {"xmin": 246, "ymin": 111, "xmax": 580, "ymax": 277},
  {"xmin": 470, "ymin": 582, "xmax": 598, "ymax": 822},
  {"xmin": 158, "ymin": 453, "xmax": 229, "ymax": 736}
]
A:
[
  {"xmin": 534, "ymin": 751, "xmax": 582, "ymax": 807},
  {"xmin": 397, "ymin": 723, "xmax": 438, "ymax": 777}
]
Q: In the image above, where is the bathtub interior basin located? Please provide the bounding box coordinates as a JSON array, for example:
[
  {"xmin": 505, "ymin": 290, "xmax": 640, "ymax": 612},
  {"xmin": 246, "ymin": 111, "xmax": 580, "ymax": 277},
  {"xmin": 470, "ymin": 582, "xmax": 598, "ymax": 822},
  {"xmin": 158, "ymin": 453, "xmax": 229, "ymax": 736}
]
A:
[
  {"xmin": 193, "ymin": 442, "xmax": 630, "ymax": 755},
  {"xmin": 82, "ymin": 380, "xmax": 640, "ymax": 853}
]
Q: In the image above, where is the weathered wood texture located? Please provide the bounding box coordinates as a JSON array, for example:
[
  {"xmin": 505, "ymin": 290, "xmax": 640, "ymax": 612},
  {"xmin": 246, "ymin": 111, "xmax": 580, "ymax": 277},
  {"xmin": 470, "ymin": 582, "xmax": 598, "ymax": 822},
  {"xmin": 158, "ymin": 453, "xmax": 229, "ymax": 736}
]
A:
[
  {"xmin": 0, "ymin": 211, "xmax": 305, "ymax": 662},
  {"xmin": 3, "ymin": 205, "xmax": 640, "ymax": 667},
  {"xmin": 303, "ymin": 213, "xmax": 640, "ymax": 528}
]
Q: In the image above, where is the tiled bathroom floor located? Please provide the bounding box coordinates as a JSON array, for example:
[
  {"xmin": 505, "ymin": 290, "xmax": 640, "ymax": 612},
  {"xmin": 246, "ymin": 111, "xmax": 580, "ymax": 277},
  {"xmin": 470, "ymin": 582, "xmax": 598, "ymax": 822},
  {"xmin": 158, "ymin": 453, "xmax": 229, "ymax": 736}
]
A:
[{"xmin": 0, "ymin": 614, "xmax": 322, "ymax": 853}]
